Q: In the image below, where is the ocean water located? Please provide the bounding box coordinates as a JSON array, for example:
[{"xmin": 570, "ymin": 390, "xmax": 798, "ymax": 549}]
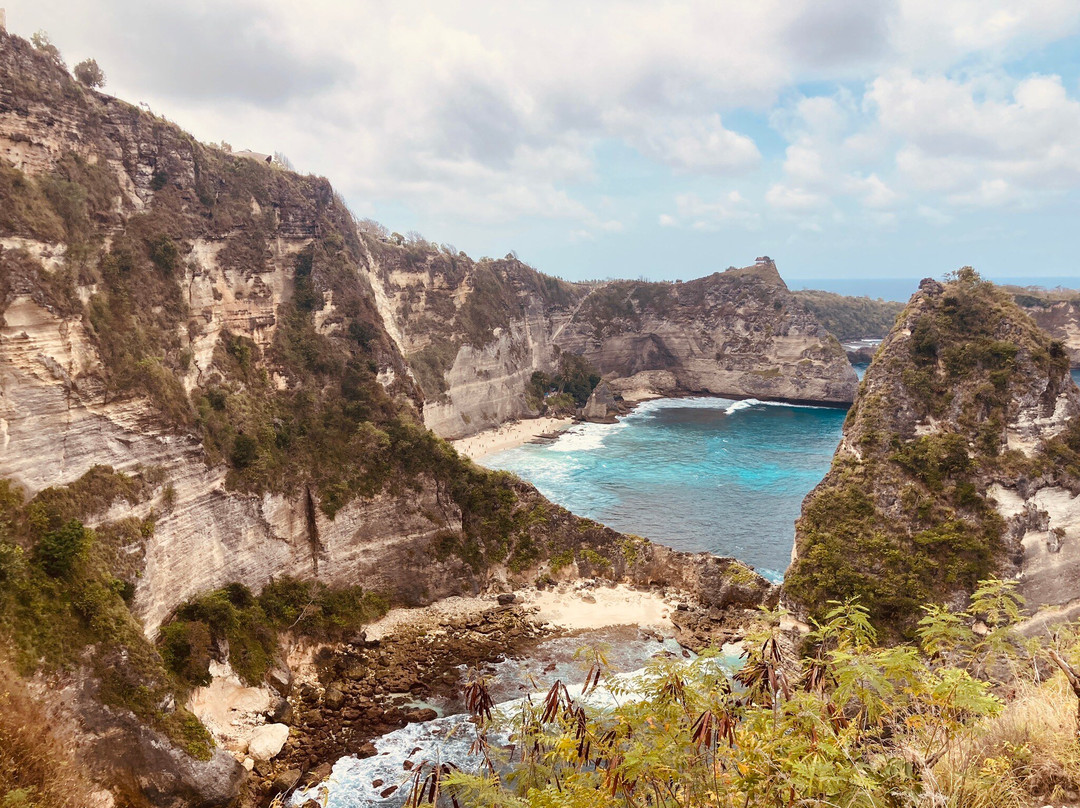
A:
[
  {"xmin": 482, "ymin": 398, "xmax": 848, "ymax": 582},
  {"xmin": 1073, "ymin": 369, "xmax": 1080, "ymax": 387}
]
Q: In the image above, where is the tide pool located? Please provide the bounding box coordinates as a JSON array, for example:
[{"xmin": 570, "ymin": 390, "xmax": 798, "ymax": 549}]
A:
[{"xmin": 482, "ymin": 398, "xmax": 847, "ymax": 582}]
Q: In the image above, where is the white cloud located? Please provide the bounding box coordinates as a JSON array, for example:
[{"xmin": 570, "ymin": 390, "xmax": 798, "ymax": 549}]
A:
[
  {"xmin": 766, "ymin": 184, "xmax": 827, "ymax": 211},
  {"xmin": 870, "ymin": 71, "xmax": 1080, "ymax": 203},
  {"xmin": 660, "ymin": 192, "xmax": 760, "ymax": 230},
  {"xmin": 10, "ymin": 0, "xmax": 1080, "ymax": 251},
  {"xmin": 631, "ymin": 115, "xmax": 760, "ymax": 174}
]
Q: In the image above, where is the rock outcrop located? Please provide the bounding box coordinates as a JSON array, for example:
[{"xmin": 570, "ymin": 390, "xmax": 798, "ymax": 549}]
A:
[
  {"xmin": 785, "ymin": 270, "xmax": 1080, "ymax": 635},
  {"xmin": 1011, "ymin": 287, "xmax": 1080, "ymax": 368},
  {"xmin": 553, "ymin": 261, "xmax": 856, "ymax": 407},
  {"xmin": 0, "ymin": 29, "xmax": 775, "ymax": 803},
  {"xmin": 580, "ymin": 380, "xmax": 619, "ymax": 422}
]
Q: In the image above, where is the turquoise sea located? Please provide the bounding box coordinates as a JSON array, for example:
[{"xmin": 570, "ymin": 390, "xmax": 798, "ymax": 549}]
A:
[
  {"xmin": 484, "ymin": 370, "xmax": 1080, "ymax": 583},
  {"xmin": 482, "ymin": 398, "xmax": 848, "ymax": 582}
]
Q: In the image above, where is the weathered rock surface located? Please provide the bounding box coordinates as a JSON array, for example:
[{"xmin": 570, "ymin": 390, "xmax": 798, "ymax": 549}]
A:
[
  {"xmin": 248, "ymin": 723, "xmax": 290, "ymax": 761},
  {"xmin": 554, "ymin": 261, "xmax": 857, "ymax": 408},
  {"xmin": 367, "ymin": 245, "xmax": 856, "ymax": 440},
  {"xmin": 580, "ymin": 380, "xmax": 619, "ymax": 422},
  {"xmin": 1013, "ymin": 291, "xmax": 1080, "ymax": 368},
  {"xmin": 785, "ymin": 271, "xmax": 1080, "ymax": 632},
  {"xmin": 0, "ymin": 29, "xmax": 779, "ymax": 806}
]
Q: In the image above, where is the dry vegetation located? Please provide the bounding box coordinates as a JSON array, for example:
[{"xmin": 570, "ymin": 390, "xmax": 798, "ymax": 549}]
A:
[{"xmin": 0, "ymin": 660, "xmax": 97, "ymax": 808}]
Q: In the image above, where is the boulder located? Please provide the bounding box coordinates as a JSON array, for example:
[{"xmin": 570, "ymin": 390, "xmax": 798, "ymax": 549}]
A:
[
  {"xmin": 404, "ymin": 708, "xmax": 438, "ymax": 723},
  {"xmin": 580, "ymin": 381, "xmax": 618, "ymax": 422},
  {"xmin": 265, "ymin": 664, "xmax": 293, "ymax": 697},
  {"xmin": 248, "ymin": 723, "xmax": 290, "ymax": 761},
  {"xmin": 323, "ymin": 686, "xmax": 346, "ymax": 711},
  {"xmin": 272, "ymin": 768, "xmax": 302, "ymax": 793}
]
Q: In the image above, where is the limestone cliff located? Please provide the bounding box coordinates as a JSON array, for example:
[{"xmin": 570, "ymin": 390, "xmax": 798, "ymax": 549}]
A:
[
  {"xmin": 370, "ymin": 250, "xmax": 857, "ymax": 439},
  {"xmin": 361, "ymin": 239, "xmax": 584, "ymax": 438},
  {"xmin": 1010, "ymin": 287, "xmax": 1080, "ymax": 368},
  {"xmin": 0, "ymin": 31, "xmax": 776, "ymax": 804},
  {"xmin": 553, "ymin": 261, "xmax": 856, "ymax": 406},
  {"xmin": 785, "ymin": 269, "xmax": 1080, "ymax": 635}
]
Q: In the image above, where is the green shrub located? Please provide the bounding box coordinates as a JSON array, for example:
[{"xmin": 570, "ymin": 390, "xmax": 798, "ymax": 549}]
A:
[{"xmin": 35, "ymin": 520, "xmax": 89, "ymax": 577}]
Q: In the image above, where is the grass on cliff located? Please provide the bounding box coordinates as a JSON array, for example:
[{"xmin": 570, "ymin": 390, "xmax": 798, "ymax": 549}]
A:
[
  {"xmin": 158, "ymin": 578, "xmax": 390, "ymax": 687},
  {"xmin": 0, "ymin": 659, "xmax": 98, "ymax": 808},
  {"xmin": 787, "ymin": 269, "xmax": 1072, "ymax": 636},
  {"xmin": 0, "ymin": 468, "xmax": 214, "ymax": 761},
  {"xmin": 794, "ymin": 288, "xmax": 905, "ymax": 340}
]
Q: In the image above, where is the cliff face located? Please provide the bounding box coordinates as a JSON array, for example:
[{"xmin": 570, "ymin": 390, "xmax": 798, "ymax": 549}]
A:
[
  {"xmin": 369, "ymin": 251, "xmax": 857, "ymax": 439},
  {"xmin": 0, "ymin": 32, "xmax": 778, "ymax": 804},
  {"xmin": 1012, "ymin": 288, "xmax": 1080, "ymax": 368},
  {"xmin": 362, "ymin": 241, "xmax": 584, "ymax": 438},
  {"xmin": 785, "ymin": 270, "xmax": 1080, "ymax": 634},
  {"xmin": 553, "ymin": 262, "xmax": 856, "ymax": 406}
]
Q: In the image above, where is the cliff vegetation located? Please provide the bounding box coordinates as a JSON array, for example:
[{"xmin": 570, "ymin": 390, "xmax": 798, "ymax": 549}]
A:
[
  {"xmin": 793, "ymin": 288, "xmax": 906, "ymax": 340},
  {"xmin": 786, "ymin": 269, "xmax": 1078, "ymax": 635},
  {"xmin": 420, "ymin": 583, "xmax": 1080, "ymax": 808}
]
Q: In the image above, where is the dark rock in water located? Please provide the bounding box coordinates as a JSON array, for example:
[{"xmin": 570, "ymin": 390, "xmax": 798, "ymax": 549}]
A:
[
  {"xmin": 357, "ymin": 741, "xmax": 377, "ymax": 758},
  {"xmin": 272, "ymin": 768, "xmax": 301, "ymax": 793},
  {"xmin": 846, "ymin": 346, "xmax": 875, "ymax": 364},
  {"xmin": 405, "ymin": 708, "xmax": 438, "ymax": 723},
  {"xmin": 403, "ymin": 760, "xmax": 414, "ymax": 771},
  {"xmin": 372, "ymin": 778, "xmax": 384, "ymax": 788},
  {"xmin": 381, "ymin": 786, "xmax": 398, "ymax": 798},
  {"xmin": 497, "ymin": 592, "xmax": 517, "ymax": 605}
]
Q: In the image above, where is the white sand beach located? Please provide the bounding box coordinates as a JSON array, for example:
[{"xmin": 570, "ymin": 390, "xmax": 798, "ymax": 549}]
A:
[
  {"xmin": 451, "ymin": 416, "xmax": 575, "ymax": 460},
  {"xmin": 362, "ymin": 583, "xmax": 676, "ymax": 640}
]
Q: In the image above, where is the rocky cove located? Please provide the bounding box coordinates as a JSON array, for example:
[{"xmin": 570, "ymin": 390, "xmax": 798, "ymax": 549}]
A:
[{"xmin": 192, "ymin": 583, "xmax": 761, "ymax": 807}]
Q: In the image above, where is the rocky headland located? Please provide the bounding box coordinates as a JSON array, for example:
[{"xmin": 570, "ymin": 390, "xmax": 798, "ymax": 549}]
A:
[
  {"xmin": 373, "ymin": 248, "xmax": 858, "ymax": 440},
  {"xmin": 785, "ymin": 269, "xmax": 1080, "ymax": 634}
]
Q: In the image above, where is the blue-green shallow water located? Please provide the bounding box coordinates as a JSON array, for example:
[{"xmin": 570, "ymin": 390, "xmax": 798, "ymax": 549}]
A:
[
  {"xmin": 481, "ymin": 398, "xmax": 848, "ymax": 583},
  {"xmin": 1073, "ymin": 369, "xmax": 1080, "ymax": 387}
]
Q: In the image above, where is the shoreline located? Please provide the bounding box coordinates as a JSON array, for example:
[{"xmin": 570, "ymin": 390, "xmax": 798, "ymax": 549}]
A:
[
  {"xmin": 451, "ymin": 415, "xmax": 576, "ymax": 460},
  {"xmin": 451, "ymin": 387, "xmax": 851, "ymax": 462}
]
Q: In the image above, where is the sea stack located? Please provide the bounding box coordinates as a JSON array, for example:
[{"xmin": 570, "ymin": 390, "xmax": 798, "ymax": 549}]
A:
[{"xmin": 784, "ymin": 268, "xmax": 1080, "ymax": 635}]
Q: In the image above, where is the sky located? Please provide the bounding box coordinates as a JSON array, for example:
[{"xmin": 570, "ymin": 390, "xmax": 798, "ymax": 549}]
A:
[{"xmin": 8, "ymin": 1, "xmax": 1080, "ymax": 294}]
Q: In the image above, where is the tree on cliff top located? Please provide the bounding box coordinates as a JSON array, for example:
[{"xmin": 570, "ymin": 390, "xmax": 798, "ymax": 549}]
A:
[
  {"xmin": 74, "ymin": 58, "xmax": 106, "ymax": 89},
  {"xmin": 30, "ymin": 31, "xmax": 64, "ymax": 68}
]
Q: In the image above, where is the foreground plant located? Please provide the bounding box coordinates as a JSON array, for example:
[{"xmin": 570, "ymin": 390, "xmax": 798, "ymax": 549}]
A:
[{"xmin": 401, "ymin": 580, "xmax": 1080, "ymax": 807}]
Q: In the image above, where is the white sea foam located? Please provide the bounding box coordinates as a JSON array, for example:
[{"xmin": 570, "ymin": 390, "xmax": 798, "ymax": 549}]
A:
[
  {"xmin": 291, "ymin": 652, "xmax": 735, "ymax": 808},
  {"xmin": 724, "ymin": 398, "xmax": 758, "ymax": 414},
  {"xmin": 628, "ymin": 395, "xmax": 834, "ymax": 418},
  {"xmin": 545, "ymin": 420, "xmax": 628, "ymax": 453}
]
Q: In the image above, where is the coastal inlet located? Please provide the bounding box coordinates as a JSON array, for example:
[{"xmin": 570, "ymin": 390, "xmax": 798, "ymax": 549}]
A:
[{"xmin": 481, "ymin": 397, "xmax": 847, "ymax": 582}]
